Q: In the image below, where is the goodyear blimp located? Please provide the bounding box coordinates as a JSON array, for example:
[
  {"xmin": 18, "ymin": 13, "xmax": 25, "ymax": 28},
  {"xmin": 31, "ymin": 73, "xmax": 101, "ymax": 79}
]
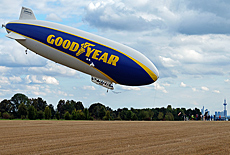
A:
[{"xmin": 3, "ymin": 7, "xmax": 159, "ymax": 90}]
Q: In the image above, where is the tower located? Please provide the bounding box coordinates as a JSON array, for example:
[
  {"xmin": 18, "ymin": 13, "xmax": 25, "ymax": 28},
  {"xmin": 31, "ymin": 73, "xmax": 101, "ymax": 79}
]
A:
[{"xmin": 223, "ymin": 99, "xmax": 227, "ymax": 120}]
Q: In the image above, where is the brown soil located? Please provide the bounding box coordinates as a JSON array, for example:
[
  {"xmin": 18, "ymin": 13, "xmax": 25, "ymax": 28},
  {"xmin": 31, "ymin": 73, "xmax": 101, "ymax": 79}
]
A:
[{"xmin": 0, "ymin": 120, "xmax": 229, "ymax": 155}]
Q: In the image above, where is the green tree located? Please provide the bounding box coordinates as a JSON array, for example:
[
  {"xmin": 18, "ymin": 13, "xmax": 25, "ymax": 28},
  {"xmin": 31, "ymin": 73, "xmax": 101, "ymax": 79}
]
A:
[
  {"xmin": 157, "ymin": 112, "xmax": 164, "ymax": 120},
  {"xmin": 18, "ymin": 102, "xmax": 27, "ymax": 119},
  {"xmin": 103, "ymin": 110, "xmax": 112, "ymax": 120},
  {"xmin": 0, "ymin": 99, "xmax": 13, "ymax": 114},
  {"xmin": 57, "ymin": 100, "xmax": 65, "ymax": 118},
  {"xmin": 11, "ymin": 93, "xmax": 30, "ymax": 117},
  {"xmin": 30, "ymin": 97, "xmax": 48, "ymax": 112},
  {"xmin": 166, "ymin": 105, "xmax": 173, "ymax": 113},
  {"xmin": 76, "ymin": 110, "xmax": 85, "ymax": 120},
  {"xmin": 74, "ymin": 101, "xmax": 84, "ymax": 111},
  {"xmin": 83, "ymin": 108, "xmax": 91, "ymax": 120},
  {"xmin": 55, "ymin": 111, "xmax": 60, "ymax": 120},
  {"xmin": 165, "ymin": 112, "xmax": 174, "ymax": 121},
  {"xmin": 64, "ymin": 100, "xmax": 75, "ymax": 113},
  {"xmin": 64, "ymin": 111, "xmax": 71, "ymax": 120},
  {"xmin": 2, "ymin": 112, "xmax": 10, "ymax": 119},
  {"xmin": 132, "ymin": 113, "xmax": 138, "ymax": 120},
  {"xmin": 37, "ymin": 110, "xmax": 44, "ymax": 120},
  {"xmin": 126, "ymin": 110, "xmax": 134, "ymax": 120},
  {"xmin": 71, "ymin": 109, "xmax": 77, "ymax": 120},
  {"xmin": 138, "ymin": 110, "xmax": 149, "ymax": 120},
  {"xmin": 119, "ymin": 108, "xmax": 128, "ymax": 120},
  {"xmin": 89, "ymin": 103, "xmax": 106, "ymax": 119},
  {"xmin": 48, "ymin": 104, "xmax": 55, "ymax": 119},
  {"xmin": 44, "ymin": 106, "xmax": 51, "ymax": 119},
  {"xmin": 28, "ymin": 105, "xmax": 37, "ymax": 120}
]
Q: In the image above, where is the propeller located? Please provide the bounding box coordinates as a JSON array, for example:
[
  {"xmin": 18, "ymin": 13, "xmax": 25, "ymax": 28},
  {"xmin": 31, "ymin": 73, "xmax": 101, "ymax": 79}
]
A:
[{"xmin": 2, "ymin": 24, "xmax": 5, "ymax": 28}]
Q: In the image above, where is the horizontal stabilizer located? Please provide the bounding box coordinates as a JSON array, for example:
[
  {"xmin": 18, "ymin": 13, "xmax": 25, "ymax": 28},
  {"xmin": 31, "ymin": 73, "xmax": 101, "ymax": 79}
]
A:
[
  {"xmin": 6, "ymin": 32, "xmax": 26, "ymax": 40},
  {"xmin": 19, "ymin": 7, "xmax": 36, "ymax": 20}
]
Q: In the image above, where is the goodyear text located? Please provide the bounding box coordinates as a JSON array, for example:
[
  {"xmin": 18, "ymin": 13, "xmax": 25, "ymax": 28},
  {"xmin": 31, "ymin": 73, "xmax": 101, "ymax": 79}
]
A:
[{"xmin": 47, "ymin": 34, "xmax": 119, "ymax": 66}]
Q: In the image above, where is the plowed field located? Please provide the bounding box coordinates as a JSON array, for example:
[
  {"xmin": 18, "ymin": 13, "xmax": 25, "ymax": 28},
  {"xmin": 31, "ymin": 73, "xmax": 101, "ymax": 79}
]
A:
[{"xmin": 0, "ymin": 120, "xmax": 229, "ymax": 155}]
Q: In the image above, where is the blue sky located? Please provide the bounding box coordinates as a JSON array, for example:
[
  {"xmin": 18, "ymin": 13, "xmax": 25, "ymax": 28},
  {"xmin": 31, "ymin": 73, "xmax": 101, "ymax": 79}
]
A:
[{"xmin": 1, "ymin": 0, "xmax": 230, "ymax": 114}]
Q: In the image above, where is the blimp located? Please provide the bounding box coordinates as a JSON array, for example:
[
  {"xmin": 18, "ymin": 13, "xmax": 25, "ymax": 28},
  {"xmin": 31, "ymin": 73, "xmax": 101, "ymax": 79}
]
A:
[{"xmin": 3, "ymin": 7, "xmax": 159, "ymax": 90}]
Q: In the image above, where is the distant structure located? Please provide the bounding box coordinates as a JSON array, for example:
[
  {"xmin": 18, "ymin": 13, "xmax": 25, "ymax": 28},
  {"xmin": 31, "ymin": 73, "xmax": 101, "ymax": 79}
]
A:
[
  {"xmin": 223, "ymin": 99, "xmax": 227, "ymax": 120},
  {"xmin": 215, "ymin": 99, "xmax": 228, "ymax": 121},
  {"xmin": 201, "ymin": 106, "xmax": 204, "ymax": 115}
]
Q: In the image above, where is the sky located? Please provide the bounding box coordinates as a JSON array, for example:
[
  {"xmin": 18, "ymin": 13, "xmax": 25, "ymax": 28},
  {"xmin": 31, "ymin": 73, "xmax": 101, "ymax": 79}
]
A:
[{"xmin": 0, "ymin": 0, "xmax": 230, "ymax": 114}]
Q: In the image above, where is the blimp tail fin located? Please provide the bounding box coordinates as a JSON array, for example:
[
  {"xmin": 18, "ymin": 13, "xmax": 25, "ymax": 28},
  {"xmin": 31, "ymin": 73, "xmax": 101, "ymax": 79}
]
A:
[{"xmin": 19, "ymin": 7, "xmax": 36, "ymax": 20}]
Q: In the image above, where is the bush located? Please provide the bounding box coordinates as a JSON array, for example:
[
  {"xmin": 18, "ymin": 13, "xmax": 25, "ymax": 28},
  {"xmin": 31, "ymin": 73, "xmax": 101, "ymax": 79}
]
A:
[
  {"xmin": 2, "ymin": 112, "xmax": 10, "ymax": 119},
  {"xmin": 64, "ymin": 111, "xmax": 71, "ymax": 120}
]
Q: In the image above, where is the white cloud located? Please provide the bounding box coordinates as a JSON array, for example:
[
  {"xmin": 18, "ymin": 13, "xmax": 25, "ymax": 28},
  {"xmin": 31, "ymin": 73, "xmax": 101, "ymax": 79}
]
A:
[
  {"xmin": 42, "ymin": 76, "xmax": 59, "ymax": 85},
  {"xmin": 0, "ymin": 76, "xmax": 10, "ymax": 85},
  {"xmin": 28, "ymin": 61, "xmax": 80, "ymax": 77},
  {"xmin": 24, "ymin": 75, "xmax": 59, "ymax": 85},
  {"xmin": 9, "ymin": 76, "xmax": 22, "ymax": 83},
  {"xmin": 33, "ymin": 91, "xmax": 46, "ymax": 96},
  {"xmin": 192, "ymin": 88, "xmax": 197, "ymax": 92},
  {"xmin": 26, "ymin": 85, "xmax": 39, "ymax": 91},
  {"xmin": 82, "ymin": 86, "xmax": 96, "ymax": 90},
  {"xmin": 57, "ymin": 90, "xmax": 68, "ymax": 96},
  {"xmin": 180, "ymin": 82, "xmax": 187, "ymax": 87},
  {"xmin": 201, "ymin": 86, "xmax": 209, "ymax": 91},
  {"xmin": 46, "ymin": 13, "xmax": 62, "ymax": 22},
  {"xmin": 159, "ymin": 56, "xmax": 179, "ymax": 67},
  {"xmin": 0, "ymin": 66, "xmax": 11, "ymax": 72},
  {"xmin": 31, "ymin": 75, "xmax": 43, "ymax": 84},
  {"xmin": 0, "ymin": 39, "xmax": 46, "ymax": 67},
  {"xmin": 213, "ymin": 90, "xmax": 220, "ymax": 94},
  {"xmin": 25, "ymin": 75, "xmax": 32, "ymax": 84},
  {"xmin": 153, "ymin": 83, "xmax": 167, "ymax": 93},
  {"xmin": 162, "ymin": 83, "xmax": 170, "ymax": 87}
]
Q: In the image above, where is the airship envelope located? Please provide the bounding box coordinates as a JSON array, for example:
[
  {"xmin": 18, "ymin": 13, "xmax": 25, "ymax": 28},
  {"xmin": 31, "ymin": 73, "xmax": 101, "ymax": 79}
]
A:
[{"xmin": 3, "ymin": 7, "xmax": 159, "ymax": 90}]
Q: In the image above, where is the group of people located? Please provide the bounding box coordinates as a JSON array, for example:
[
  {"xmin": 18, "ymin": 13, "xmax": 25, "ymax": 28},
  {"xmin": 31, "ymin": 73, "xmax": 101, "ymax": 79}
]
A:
[{"xmin": 200, "ymin": 114, "xmax": 214, "ymax": 121}]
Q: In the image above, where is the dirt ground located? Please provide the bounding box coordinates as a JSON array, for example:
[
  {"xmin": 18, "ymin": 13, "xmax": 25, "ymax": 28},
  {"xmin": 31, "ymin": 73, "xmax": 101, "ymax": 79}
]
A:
[{"xmin": 0, "ymin": 120, "xmax": 229, "ymax": 155}]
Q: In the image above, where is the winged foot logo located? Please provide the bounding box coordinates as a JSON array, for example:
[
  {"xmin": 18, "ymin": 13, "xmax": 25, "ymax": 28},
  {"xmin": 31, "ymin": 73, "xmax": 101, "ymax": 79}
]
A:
[{"xmin": 47, "ymin": 34, "xmax": 119, "ymax": 66}]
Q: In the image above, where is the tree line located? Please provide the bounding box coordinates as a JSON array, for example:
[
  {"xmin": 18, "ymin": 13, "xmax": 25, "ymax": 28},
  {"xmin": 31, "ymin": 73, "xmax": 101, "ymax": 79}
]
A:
[{"xmin": 0, "ymin": 93, "xmax": 201, "ymax": 121}]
